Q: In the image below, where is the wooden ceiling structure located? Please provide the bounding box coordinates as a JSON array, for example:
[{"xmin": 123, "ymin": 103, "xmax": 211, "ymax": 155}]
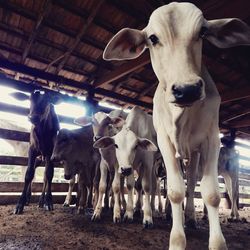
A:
[{"xmin": 0, "ymin": 0, "xmax": 250, "ymax": 138}]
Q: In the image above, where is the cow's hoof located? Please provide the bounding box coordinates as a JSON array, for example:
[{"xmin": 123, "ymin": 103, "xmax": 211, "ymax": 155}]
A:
[
  {"xmin": 185, "ymin": 219, "xmax": 197, "ymax": 229},
  {"xmin": 14, "ymin": 204, "xmax": 24, "ymax": 215},
  {"xmin": 134, "ymin": 209, "xmax": 141, "ymax": 218},
  {"xmin": 114, "ymin": 217, "xmax": 121, "ymax": 224},
  {"xmin": 91, "ymin": 214, "xmax": 101, "ymax": 222},
  {"xmin": 63, "ymin": 203, "xmax": 70, "ymax": 207},
  {"xmin": 123, "ymin": 215, "xmax": 133, "ymax": 223},
  {"xmin": 143, "ymin": 221, "xmax": 153, "ymax": 229},
  {"xmin": 77, "ymin": 208, "xmax": 85, "ymax": 214},
  {"xmin": 44, "ymin": 203, "xmax": 53, "ymax": 211},
  {"xmin": 85, "ymin": 208, "xmax": 94, "ymax": 216}
]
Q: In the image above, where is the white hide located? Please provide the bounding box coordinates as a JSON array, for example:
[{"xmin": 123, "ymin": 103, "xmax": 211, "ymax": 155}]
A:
[{"xmin": 102, "ymin": 2, "xmax": 250, "ymax": 249}]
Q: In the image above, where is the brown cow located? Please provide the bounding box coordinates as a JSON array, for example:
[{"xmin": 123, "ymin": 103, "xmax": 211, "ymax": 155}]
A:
[{"xmin": 13, "ymin": 90, "xmax": 60, "ymax": 214}]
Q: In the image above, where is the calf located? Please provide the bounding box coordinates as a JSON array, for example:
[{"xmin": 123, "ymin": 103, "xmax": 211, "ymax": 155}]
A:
[
  {"xmin": 75, "ymin": 110, "xmax": 127, "ymax": 222},
  {"xmin": 94, "ymin": 107, "xmax": 158, "ymax": 227},
  {"xmin": 13, "ymin": 90, "xmax": 60, "ymax": 214},
  {"xmin": 102, "ymin": 2, "xmax": 250, "ymax": 249},
  {"xmin": 51, "ymin": 126, "xmax": 100, "ymax": 212}
]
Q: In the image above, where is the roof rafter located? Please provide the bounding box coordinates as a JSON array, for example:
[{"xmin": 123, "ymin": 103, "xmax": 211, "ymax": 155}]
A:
[
  {"xmin": 52, "ymin": 0, "xmax": 105, "ymax": 75},
  {"xmin": 21, "ymin": 0, "xmax": 51, "ymax": 64}
]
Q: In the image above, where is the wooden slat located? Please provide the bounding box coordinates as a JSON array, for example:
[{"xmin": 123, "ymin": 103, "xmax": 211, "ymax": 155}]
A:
[
  {"xmin": 94, "ymin": 52, "xmax": 151, "ymax": 88},
  {"xmin": 239, "ymin": 173, "xmax": 250, "ymax": 180},
  {"xmin": 0, "ymin": 156, "xmax": 28, "ymax": 166},
  {"xmin": 0, "ymin": 128, "xmax": 30, "ymax": 142},
  {"xmin": 0, "ymin": 182, "xmax": 73, "ymax": 192},
  {"xmin": 0, "ymin": 102, "xmax": 75, "ymax": 125},
  {"xmin": 0, "ymin": 195, "xmax": 66, "ymax": 205}
]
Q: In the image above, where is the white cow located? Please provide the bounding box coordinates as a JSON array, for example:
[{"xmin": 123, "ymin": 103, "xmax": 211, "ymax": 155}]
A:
[
  {"xmin": 102, "ymin": 2, "xmax": 250, "ymax": 249},
  {"xmin": 75, "ymin": 110, "xmax": 127, "ymax": 222},
  {"xmin": 94, "ymin": 106, "xmax": 158, "ymax": 227}
]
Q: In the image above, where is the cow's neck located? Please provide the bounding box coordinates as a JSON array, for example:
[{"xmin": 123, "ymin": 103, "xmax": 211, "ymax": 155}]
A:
[{"xmin": 153, "ymin": 64, "xmax": 220, "ymax": 162}]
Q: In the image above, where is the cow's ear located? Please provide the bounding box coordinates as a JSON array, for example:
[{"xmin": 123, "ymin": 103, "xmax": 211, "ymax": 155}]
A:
[
  {"xmin": 137, "ymin": 138, "xmax": 158, "ymax": 151},
  {"xmin": 93, "ymin": 136, "xmax": 115, "ymax": 149},
  {"xmin": 206, "ymin": 18, "xmax": 250, "ymax": 48},
  {"xmin": 10, "ymin": 92, "xmax": 30, "ymax": 101},
  {"xmin": 103, "ymin": 28, "xmax": 147, "ymax": 61},
  {"xmin": 110, "ymin": 117, "xmax": 125, "ymax": 128},
  {"xmin": 74, "ymin": 116, "xmax": 92, "ymax": 127}
]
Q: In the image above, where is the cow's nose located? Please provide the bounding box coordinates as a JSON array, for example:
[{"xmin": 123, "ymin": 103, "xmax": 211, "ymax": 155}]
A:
[
  {"xmin": 121, "ymin": 167, "xmax": 132, "ymax": 176},
  {"xmin": 64, "ymin": 174, "xmax": 71, "ymax": 180},
  {"xmin": 172, "ymin": 81, "xmax": 202, "ymax": 105}
]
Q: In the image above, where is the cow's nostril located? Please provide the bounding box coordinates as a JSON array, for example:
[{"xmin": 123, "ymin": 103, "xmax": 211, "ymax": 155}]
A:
[
  {"xmin": 121, "ymin": 167, "xmax": 132, "ymax": 176},
  {"xmin": 172, "ymin": 85, "xmax": 184, "ymax": 99},
  {"xmin": 64, "ymin": 174, "xmax": 71, "ymax": 180}
]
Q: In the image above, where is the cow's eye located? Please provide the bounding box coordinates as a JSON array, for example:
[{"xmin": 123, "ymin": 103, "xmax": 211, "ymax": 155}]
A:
[
  {"xmin": 114, "ymin": 144, "xmax": 118, "ymax": 148},
  {"xmin": 199, "ymin": 26, "xmax": 208, "ymax": 38},
  {"xmin": 149, "ymin": 34, "xmax": 159, "ymax": 46}
]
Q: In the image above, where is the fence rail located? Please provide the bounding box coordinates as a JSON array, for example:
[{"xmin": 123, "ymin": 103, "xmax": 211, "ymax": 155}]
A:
[{"xmin": 0, "ymin": 103, "xmax": 249, "ymax": 208}]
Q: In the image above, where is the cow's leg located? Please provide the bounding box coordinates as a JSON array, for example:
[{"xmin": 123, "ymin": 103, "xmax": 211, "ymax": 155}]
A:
[
  {"xmin": 26, "ymin": 157, "xmax": 41, "ymax": 205},
  {"xmin": 134, "ymin": 170, "xmax": 143, "ymax": 218},
  {"xmin": 142, "ymin": 163, "xmax": 154, "ymax": 228},
  {"xmin": 77, "ymin": 180, "xmax": 87, "ymax": 214},
  {"xmin": 15, "ymin": 148, "xmax": 38, "ymax": 214},
  {"xmin": 120, "ymin": 175, "xmax": 127, "ymax": 211},
  {"xmin": 185, "ymin": 152, "xmax": 199, "ymax": 229},
  {"xmin": 92, "ymin": 161, "xmax": 107, "ymax": 221},
  {"xmin": 222, "ymin": 172, "xmax": 239, "ymax": 220},
  {"xmin": 64, "ymin": 176, "xmax": 76, "ymax": 207},
  {"xmin": 200, "ymin": 136, "xmax": 227, "ymax": 250},
  {"xmin": 157, "ymin": 134, "xmax": 186, "ymax": 250},
  {"xmin": 43, "ymin": 158, "xmax": 54, "ymax": 211},
  {"xmin": 123, "ymin": 174, "xmax": 134, "ymax": 222},
  {"xmin": 112, "ymin": 168, "xmax": 121, "ymax": 223},
  {"xmin": 93, "ymin": 163, "xmax": 100, "ymax": 210},
  {"xmin": 230, "ymin": 170, "xmax": 239, "ymax": 220},
  {"xmin": 150, "ymin": 172, "xmax": 157, "ymax": 214},
  {"xmin": 157, "ymin": 178, "xmax": 163, "ymax": 213}
]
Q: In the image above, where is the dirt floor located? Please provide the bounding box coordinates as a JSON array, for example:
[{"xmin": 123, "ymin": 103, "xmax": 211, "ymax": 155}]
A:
[{"xmin": 0, "ymin": 204, "xmax": 249, "ymax": 250}]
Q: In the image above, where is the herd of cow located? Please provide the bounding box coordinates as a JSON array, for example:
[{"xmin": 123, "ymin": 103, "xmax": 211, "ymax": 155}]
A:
[{"xmin": 4, "ymin": 2, "xmax": 250, "ymax": 249}]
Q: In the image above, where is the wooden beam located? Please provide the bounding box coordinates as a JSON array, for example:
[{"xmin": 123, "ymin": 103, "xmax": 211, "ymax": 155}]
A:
[
  {"xmin": 0, "ymin": 102, "xmax": 76, "ymax": 125},
  {"xmin": 0, "ymin": 1, "xmax": 105, "ymax": 51},
  {"xmin": 53, "ymin": 0, "xmax": 105, "ymax": 74},
  {"xmin": 220, "ymin": 86, "xmax": 250, "ymax": 103},
  {"xmin": 228, "ymin": 118, "xmax": 250, "ymax": 128},
  {"xmin": 94, "ymin": 52, "xmax": 151, "ymax": 88},
  {"xmin": 0, "ymin": 128, "xmax": 29, "ymax": 142},
  {"xmin": 221, "ymin": 107, "xmax": 250, "ymax": 122},
  {"xmin": 0, "ymin": 59, "xmax": 152, "ymax": 109},
  {"xmin": 21, "ymin": 0, "xmax": 51, "ymax": 63},
  {"xmin": 0, "ymin": 155, "xmax": 28, "ymax": 166},
  {"xmin": 137, "ymin": 83, "xmax": 157, "ymax": 100},
  {"xmin": 0, "ymin": 182, "xmax": 72, "ymax": 193}
]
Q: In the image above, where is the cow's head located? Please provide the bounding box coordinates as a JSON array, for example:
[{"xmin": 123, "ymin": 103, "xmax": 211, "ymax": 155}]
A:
[
  {"xmin": 93, "ymin": 126, "xmax": 158, "ymax": 176},
  {"xmin": 75, "ymin": 112, "xmax": 124, "ymax": 142},
  {"xmin": 11, "ymin": 90, "xmax": 61, "ymax": 125},
  {"xmin": 51, "ymin": 129, "xmax": 78, "ymax": 180},
  {"xmin": 103, "ymin": 2, "xmax": 250, "ymax": 107}
]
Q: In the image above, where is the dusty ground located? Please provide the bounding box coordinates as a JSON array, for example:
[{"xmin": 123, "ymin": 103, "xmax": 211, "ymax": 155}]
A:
[{"xmin": 0, "ymin": 204, "xmax": 249, "ymax": 250}]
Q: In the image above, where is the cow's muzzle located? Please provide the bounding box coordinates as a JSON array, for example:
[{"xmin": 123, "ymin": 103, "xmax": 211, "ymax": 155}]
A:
[
  {"xmin": 64, "ymin": 174, "xmax": 72, "ymax": 180},
  {"xmin": 121, "ymin": 167, "xmax": 132, "ymax": 176},
  {"xmin": 171, "ymin": 80, "xmax": 203, "ymax": 106}
]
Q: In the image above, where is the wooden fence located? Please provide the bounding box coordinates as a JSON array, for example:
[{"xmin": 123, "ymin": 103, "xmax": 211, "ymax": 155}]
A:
[{"xmin": 0, "ymin": 102, "xmax": 249, "ymax": 207}]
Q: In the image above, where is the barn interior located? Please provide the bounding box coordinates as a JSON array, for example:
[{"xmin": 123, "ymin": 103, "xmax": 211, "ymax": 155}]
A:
[{"xmin": 0, "ymin": 1, "xmax": 249, "ymax": 249}]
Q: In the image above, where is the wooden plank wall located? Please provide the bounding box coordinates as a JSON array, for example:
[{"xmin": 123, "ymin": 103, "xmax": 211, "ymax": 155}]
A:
[{"xmin": 0, "ymin": 103, "xmax": 250, "ymax": 207}]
